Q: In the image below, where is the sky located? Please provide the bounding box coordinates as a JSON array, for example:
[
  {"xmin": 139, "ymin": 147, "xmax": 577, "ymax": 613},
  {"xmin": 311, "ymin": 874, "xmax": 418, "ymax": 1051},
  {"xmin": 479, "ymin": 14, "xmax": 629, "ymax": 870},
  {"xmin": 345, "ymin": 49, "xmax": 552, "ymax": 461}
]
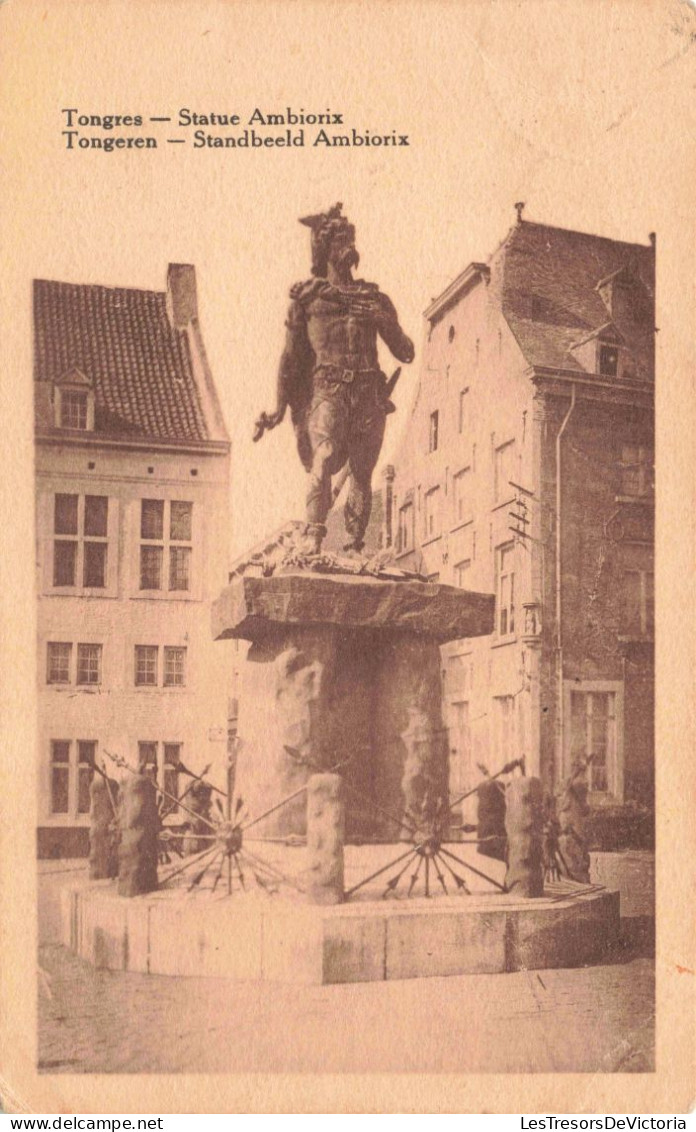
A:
[{"xmin": 2, "ymin": 0, "xmax": 695, "ymax": 561}]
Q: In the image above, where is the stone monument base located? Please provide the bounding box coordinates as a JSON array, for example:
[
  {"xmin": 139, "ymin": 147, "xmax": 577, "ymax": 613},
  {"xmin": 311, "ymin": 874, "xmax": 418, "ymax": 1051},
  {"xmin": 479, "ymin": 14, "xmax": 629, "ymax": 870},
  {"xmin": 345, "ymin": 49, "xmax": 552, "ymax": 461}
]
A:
[
  {"xmin": 59, "ymin": 843, "xmax": 619, "ymax": 985},
  {"xmin": 212, "ymin": 571, "xmax": 496, "ymax": 840}
]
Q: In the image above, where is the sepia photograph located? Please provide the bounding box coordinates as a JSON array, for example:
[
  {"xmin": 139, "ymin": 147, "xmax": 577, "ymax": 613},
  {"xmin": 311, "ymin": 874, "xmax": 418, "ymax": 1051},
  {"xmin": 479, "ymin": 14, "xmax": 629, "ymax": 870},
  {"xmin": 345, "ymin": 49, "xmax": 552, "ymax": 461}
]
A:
[{"xmin": 1, "ymin": 0, "xmax": 694, "ymax": 1115}]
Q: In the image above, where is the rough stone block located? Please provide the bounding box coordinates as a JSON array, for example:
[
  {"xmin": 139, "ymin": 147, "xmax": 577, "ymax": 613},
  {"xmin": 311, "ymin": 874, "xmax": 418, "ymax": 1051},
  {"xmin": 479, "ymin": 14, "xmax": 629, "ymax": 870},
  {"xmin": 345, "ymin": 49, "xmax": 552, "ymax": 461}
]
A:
[
  {"xmin": 124, "ymin": 901, "xmax": 151, "ymax": 973},
  {"xmin": 195, "ymin": 905, "xmax": 263, "ymax": 980},
  {"xmin": 322, "ymin": 911, "xmax": 387, "ymax": 983},
  {"xmin": 505, "ymin": 776, "xmax": 544, "ymax": 897},
  {"xmin": 305, "ymin": 774, "xmax": 345, "ymax": 904},
  {"xmin": 213, "ymin": 572, "xmax": 495, "ymax": 644},
  {"xmin": 262, "ymin": 907, "xmax": 325, "ymax": 984},
  {"xmin": 147, "ymin": 903, "xmax": 208, "ymax": 977},
  {"xmin": 385, "ymin": 907, "xmax": 507, "ymax": 979},
  {"xmin": 118, "ymin": 775, "xmax": 159, "ymax": 897},
  {"xmin": 506, "ymin": 890, "xmax": 620, "ymax": 971},
  {"xmin": 88, "ymin": 894, "xmax": 128, "ymax": 970}
]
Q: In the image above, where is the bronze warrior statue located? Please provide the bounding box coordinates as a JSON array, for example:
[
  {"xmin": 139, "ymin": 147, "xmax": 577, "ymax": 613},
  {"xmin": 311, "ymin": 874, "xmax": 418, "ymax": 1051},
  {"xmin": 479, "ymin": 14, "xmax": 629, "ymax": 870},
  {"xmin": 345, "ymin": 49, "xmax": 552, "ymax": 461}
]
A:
[{"xmin": 254, "ymin": 203, "xmax": 414, "ymax": 553}]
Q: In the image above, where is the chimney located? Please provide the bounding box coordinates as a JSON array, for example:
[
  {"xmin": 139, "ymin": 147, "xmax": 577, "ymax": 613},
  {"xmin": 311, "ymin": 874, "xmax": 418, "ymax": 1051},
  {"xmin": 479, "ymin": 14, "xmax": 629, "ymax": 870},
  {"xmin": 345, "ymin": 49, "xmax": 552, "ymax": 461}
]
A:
[{"xmin": 166, "ymin": 263, "xmax": 198, "ymax": 329}]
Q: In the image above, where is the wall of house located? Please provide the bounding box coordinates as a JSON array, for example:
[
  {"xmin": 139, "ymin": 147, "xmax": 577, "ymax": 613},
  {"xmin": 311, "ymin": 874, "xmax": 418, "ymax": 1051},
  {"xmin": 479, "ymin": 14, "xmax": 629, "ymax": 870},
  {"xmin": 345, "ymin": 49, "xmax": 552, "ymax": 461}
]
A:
[
  {"xmin": 535, "ymin": 390, "xmax": 654, "ymax": 806},
  {"xmin": 389, "ymin": 277, "xmax": 540, "ymax": 819},
  {"xmin": 389, "ymin": 280, "xmax": 654, "ymax": 821},
  {"xmin": 36, "ymin": 441, "xmax": 232, "ymax": 856}
]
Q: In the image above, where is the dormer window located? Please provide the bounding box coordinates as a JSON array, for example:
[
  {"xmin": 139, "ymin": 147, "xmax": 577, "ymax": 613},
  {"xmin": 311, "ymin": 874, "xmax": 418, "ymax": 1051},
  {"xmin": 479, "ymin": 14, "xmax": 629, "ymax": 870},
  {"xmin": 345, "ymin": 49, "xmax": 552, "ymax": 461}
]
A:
[
  {"xmin": 599, "ymin": 344, "xmax": 619, "ymax": 377},
  {"xmin": 570, "ymin": 324, "xmax": 624, "ymax": 377},
  {"xmin": 61, "ymin": 390, "xmax": 88, "ymax": 429},
  {"xmin": 54, "ymin": 368, "xmax": 95, "ymax": 431}
]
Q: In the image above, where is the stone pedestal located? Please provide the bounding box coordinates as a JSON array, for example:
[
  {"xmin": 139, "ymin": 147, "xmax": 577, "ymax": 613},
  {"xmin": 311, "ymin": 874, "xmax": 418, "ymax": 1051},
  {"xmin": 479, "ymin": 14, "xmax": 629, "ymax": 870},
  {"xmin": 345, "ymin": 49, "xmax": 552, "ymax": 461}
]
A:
[
  {"xmin": 213, "ymin": 572, "xmax": 494, "ymax": 842},
  {"xmin": 304, "ymin": 773, "xmax": 345, "ymax": 904},
  {"xmin": 557, "ymin": 767, "xmax": 591, "ymax": 884},
  {"xmin": 117, "ymin": 775, "xmax": 159, "ymax": 897},
  {"xmin": 89, "ymin": 774, "xmax": 119, "ymax": 880},
  {"xmin": 505, "ymin": 776, "xmax": 544, "ymax": 897}
]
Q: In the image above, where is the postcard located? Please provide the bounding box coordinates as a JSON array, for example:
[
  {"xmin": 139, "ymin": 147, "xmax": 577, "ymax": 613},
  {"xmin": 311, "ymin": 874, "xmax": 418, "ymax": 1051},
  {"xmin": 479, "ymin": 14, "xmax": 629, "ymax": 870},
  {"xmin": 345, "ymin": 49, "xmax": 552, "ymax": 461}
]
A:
[{"xmin": 1, "ymin": 0, "xmax": 694, "ymax": 1115}]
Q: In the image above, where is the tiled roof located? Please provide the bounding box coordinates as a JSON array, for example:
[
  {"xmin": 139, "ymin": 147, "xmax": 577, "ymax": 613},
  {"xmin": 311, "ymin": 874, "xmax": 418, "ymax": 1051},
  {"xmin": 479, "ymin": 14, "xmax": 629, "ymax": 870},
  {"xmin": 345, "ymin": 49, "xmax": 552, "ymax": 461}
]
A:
[
  {"xmin": 34, "ymin": 279, "xmax": 211, "ymax": 441},
  {"xmin": 497, "ymin": 222, "xmax": 655, "ymax": 378}
]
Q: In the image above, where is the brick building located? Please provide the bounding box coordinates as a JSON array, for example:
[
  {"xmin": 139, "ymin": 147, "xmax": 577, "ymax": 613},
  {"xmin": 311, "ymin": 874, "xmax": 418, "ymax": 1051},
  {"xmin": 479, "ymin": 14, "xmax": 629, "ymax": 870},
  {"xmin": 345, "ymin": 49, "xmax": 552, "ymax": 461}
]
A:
[
  {"xmin": 388, "ymin": 217, "xmax": 655, "ymax": 824},
  {"xmin": 34, "ymin": 265, "xmax": 231, "ymax": 856}
]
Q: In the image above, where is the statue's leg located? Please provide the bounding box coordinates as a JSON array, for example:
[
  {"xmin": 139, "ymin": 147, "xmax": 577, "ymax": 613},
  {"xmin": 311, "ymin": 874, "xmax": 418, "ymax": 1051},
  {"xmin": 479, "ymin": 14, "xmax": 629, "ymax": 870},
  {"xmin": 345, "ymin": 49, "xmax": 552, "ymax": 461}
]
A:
[
  {"xmin": 344, "ymin": 397, "xmax": 386, "ymax": 548},
  {"xmin": 307, "ymin": 388, "xmax": 348, "ymax": 527}
]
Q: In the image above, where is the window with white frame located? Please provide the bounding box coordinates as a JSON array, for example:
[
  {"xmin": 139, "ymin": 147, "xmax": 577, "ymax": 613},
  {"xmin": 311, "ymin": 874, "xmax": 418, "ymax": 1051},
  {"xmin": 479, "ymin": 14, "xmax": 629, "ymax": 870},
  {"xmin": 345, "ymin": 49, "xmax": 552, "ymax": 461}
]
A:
[
  {"xmin": 46, "ymin": 641, "xmax": 103, "ymax": 685},
  {"xmin": 50, "ymin": 739, "xmax": 95, "ymax": 817},
  {"xmin": 497, "ymin": 543, "xmax": 515, "ymax": 636},
  {"xmin": 494, "ymin": 440, "xmax": 516, "ymax": 505},
  {"xmin": 138, "ymin": 740, "xmax": 182, "ymax": 804},
  {"xmin": 622, "ymin": 543, "xmax": 654, "ymax": 638},
  {"xmin": 135, "ymin": 645, "xmax": 187, "ymax": 687},
  {"xmin": 619, "ymin": 443, "xmax": 654, "ymax": 498},
  {"xmin": 53, "ymin": 493, "xmax": 109, "ymax": 588},
  {"xmin": 569, "ymin": 689, "xmax": 620, "ymax": 797},
  {"xmin": 76, "ymin": 643, "xmax": 102, "ymax": 685},
  {"xmin": 46, "ymin": 642, "xmax": 71, "ymax": 684},
  {"xmin": 164, "ymin": 647, "xmax": 186, "ymax": 687},
  {"xmin": 135, "ymin": 645, "xmax": 158, "ymax": 686},
  {"xmin": 397, "ymin": 502, "xmax": 414, "ymax": 553},
  {"xmin": 453, "ymin": 467, "xmax": 472, "ymax": 525},
  {"xmin": 140, "ymin": 499, "xmax": 193, "ymax": 592},
  {"xmin": 60, "ymin": 390, "xmax": 89, "ymax": 429},
  {"xmin": 424, "ymin": 486, "xmax": 441, "ymax": 540}
]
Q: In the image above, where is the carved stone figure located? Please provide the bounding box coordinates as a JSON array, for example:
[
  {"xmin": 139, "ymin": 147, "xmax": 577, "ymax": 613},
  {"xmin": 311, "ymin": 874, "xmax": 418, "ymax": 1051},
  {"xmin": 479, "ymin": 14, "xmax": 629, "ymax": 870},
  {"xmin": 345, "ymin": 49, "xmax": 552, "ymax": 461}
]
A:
[
  {"xmin": 557, "ymin": 758, "xmax": 592, "ymax": 883},
  {"xmin": 117, "ymin": 774, "xmax": 159, "ymax": 897},
  {"xmin": 254, "ymin": 203, "xmax": 414, "ymax": 553}
]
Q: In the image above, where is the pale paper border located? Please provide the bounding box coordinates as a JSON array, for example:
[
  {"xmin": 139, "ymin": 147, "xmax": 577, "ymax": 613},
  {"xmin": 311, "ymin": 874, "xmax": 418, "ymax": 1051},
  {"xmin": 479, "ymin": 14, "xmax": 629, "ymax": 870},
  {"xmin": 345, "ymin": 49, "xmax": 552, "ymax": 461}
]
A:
[{"xmin": 1, "ymin": 0, "xmax": 694, "ymax": 1113}]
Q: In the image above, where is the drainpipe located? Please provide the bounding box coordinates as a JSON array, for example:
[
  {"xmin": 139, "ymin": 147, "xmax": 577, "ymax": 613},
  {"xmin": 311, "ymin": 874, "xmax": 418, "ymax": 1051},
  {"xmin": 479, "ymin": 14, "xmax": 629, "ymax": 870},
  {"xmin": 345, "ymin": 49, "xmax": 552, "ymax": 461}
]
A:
[{"xmin": 555, "ymin": 383, "xmax": 577, "ymax": 783}]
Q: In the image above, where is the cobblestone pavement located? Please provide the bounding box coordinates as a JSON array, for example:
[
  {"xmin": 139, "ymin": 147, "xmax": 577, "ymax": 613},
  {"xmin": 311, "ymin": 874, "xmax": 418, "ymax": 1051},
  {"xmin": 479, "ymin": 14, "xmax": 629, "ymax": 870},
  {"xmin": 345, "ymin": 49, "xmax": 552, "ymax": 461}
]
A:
[{"xmin": 37, "ymin": 864, "xmax": 655, "ymax": 1075}]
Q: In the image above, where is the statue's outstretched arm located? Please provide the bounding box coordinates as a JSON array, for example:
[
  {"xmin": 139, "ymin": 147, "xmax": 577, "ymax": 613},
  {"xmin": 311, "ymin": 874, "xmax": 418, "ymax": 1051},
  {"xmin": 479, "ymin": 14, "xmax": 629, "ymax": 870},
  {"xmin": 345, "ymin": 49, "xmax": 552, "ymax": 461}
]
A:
[
  {"xmin": 376, "ymin": 293, "xmax": 415, "ymax": 365},
  {"xmin": 254, "ymin": 300, "xmax": 310, "ymax": 441}
]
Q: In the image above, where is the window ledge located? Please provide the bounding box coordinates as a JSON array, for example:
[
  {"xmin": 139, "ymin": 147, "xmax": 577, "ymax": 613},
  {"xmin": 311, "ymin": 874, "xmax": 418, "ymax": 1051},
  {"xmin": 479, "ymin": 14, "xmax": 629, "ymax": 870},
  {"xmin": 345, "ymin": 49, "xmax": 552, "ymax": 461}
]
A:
[
  {"xmin": 393, "ymin": 548, "xmax": 415, "ymax": 561},
  {"xmin": 134, "ymin": 685, "xmax": 191, "ymax": 693},
  {"xmin": 615, "ymin": 494, "xmax": 654, "ymax": 507},
  {"xmin": 44, "ymin": 590, "xmax": 117, "ymax": 599},
  {"xmin": 450, "ymin": 519, "xmax": 474, "ymax": 534},
  {"xmin": 131, "ymin": 593, "xmax": 199, "ymax": 602},
  {"xmin": 421, "ymin": 533, "xmax": 442, "ymax": 548}
]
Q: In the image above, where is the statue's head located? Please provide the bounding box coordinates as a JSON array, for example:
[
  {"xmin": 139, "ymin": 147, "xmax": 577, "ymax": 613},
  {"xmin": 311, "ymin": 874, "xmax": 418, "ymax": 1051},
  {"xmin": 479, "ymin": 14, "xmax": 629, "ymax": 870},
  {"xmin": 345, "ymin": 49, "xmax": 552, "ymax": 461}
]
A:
[{"xmin": 299, "ymin": 203, "xmax": 359, "ymax": 277}]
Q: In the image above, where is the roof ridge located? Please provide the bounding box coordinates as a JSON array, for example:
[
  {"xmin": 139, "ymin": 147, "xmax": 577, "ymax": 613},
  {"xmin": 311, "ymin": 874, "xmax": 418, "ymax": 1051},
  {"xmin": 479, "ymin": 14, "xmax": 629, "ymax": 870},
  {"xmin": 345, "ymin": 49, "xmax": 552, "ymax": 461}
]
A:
[
  {"xmin": 34, "ymin": 277, "xmax": 164, "ymax": 299},
  {"xmin": 512, "ymin": 219, "xmax": 654, "ymax": 251}
]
